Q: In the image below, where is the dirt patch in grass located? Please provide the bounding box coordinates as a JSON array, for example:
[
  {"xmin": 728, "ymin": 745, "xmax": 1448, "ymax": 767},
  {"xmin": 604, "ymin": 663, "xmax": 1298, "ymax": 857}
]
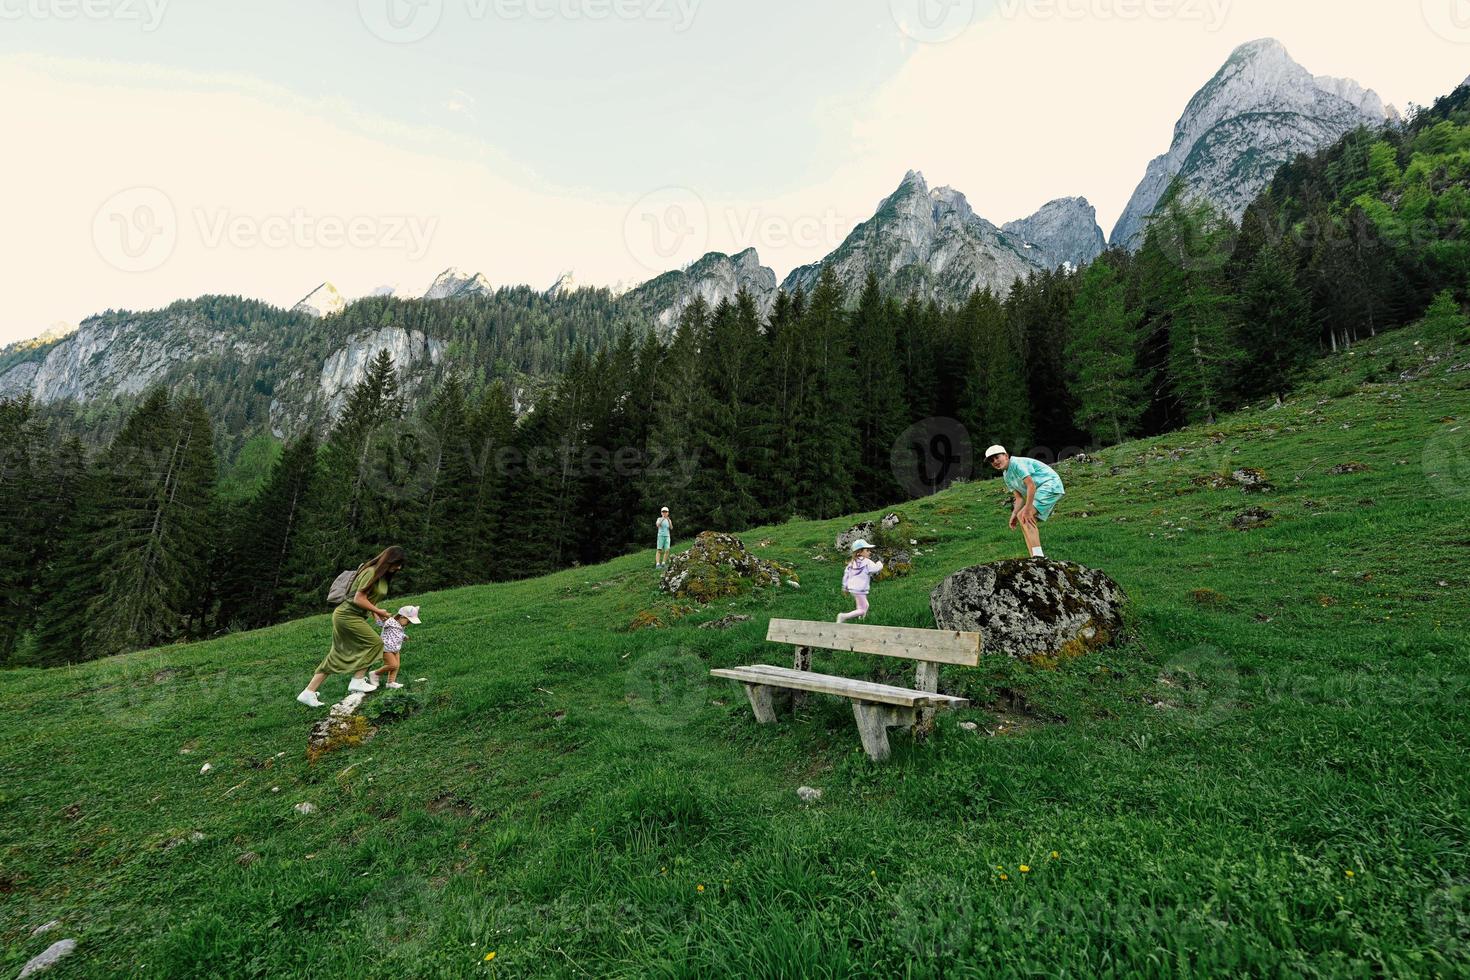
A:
[{"xmin": 427, "ymin": 793, "xmax": 475, "ymax": 819}]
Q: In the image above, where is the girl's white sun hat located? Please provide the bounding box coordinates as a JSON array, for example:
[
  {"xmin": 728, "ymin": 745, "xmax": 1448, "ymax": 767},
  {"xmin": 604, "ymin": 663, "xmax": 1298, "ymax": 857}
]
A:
[{"xmin": 849, "ymin": 539, "xmax": 874, "ymax": 553}]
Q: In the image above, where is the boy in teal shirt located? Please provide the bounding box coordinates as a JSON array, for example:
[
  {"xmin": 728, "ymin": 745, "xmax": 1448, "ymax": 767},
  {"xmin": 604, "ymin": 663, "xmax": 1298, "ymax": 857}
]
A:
[{"xmin": 986, "ymin": 445, "xmax": 1065, "ymax": 558}]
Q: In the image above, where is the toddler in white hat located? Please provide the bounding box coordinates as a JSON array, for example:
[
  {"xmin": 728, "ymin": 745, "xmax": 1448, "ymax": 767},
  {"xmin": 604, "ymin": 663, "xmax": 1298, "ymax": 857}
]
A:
[{"xmin": 371, "ymin": 605, "xmax": 421, "ymax": 690}]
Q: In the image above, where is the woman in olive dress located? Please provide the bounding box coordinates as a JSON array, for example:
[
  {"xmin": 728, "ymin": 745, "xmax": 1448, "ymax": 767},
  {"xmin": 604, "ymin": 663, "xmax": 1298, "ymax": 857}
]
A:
[{"xmin": 296, "ymin": 546, "xmax": 406, "ymax": 708}]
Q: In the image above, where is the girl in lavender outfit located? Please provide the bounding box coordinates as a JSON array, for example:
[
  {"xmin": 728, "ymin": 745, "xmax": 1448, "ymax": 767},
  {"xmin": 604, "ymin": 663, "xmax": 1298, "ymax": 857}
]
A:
[{"xmin": 837, "ymin": 540, "xmax": 884, "ymax": 624}]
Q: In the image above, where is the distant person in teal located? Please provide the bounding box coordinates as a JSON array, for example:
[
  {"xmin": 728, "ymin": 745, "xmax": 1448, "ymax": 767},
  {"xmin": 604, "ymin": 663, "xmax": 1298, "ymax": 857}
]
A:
[
  {"xmin": 654, "ymin": 506, "xmax": 673, "ymax": 569},
  {"xmin": 986, "ymin": 446, "xmax": 1065, "ymax": 559}
]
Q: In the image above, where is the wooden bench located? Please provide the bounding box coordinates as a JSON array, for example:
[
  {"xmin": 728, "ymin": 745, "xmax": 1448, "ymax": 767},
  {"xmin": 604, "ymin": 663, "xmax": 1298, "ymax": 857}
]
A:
[{"xmin": 711, "ymin": 619, "xmax": 982, "ymax": 762}]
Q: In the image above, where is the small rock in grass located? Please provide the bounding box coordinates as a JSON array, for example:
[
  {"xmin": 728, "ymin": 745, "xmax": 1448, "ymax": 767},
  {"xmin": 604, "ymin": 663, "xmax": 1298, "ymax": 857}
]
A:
[
  {"xmin": 1231, "ymin": 507, "xmax": 1272, "ymax": 531},
  {"xmin": 30, "ymin": 920, "xmax": 60, "ymax": 938},
  {"xmin": 699, "ymin": 614, "xmax": 752, "ymax": 630},
  {"xmin": 1231, "ymin": 467, "xmax": 1273, "ymax": 492},
  {"xmin": 199, "ymin": 763, "xmax": 213, "ymax": 774},
  {"xmin": 294, "ymin": 802, "xmax": 317, "ymax": 815},
  {"xmin": 796, "ymin": 786, "xmax": 822, "ymax": 803},
  {"xmin": 786, "ymin": 580, "xmax": 801, "ymax": 589},
  {"xmin": 959, "ymin": 722, "xmax": 979, "ymax": 732},
  {"xmin": 18, "ymin": 939, "xmax": 76, "ymax": 979},
  {"xmin": 189, "ymin": 831, "xmax": 205, "ymax": 843}
]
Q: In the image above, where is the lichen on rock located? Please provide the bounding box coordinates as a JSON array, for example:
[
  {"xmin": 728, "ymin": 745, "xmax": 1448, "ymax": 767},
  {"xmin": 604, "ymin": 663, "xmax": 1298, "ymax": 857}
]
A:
[
  {"xmin": 659, "ymin": 532, "xmax": 795, "ymax": 602},
  {"xmin": 307, "ymin": 713, "xmax": 375, "ymax": 763},
  {"xmin": 930, "ymin": 559, "xmax": 1127, "ymax": 667}
]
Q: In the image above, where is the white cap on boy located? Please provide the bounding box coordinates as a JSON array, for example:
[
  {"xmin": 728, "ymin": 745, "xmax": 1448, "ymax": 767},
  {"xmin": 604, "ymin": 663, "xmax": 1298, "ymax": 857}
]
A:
[{"xmin": 397, "ymin": 605, "xmax": 422, "ymax": 625}]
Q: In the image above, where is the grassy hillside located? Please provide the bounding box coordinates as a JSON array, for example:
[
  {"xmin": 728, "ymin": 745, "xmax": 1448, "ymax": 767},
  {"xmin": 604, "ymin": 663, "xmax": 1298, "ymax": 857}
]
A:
[{"xmin": 3, "ymin": 327, "xmax": 1468, "ymax": 978}]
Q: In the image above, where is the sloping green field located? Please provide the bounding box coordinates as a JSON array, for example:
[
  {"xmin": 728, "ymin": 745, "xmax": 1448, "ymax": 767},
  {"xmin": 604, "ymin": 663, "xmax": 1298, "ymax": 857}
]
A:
[{"xmin": 3, "ymin": 328, "xmax": 1468, "ymax": 978}]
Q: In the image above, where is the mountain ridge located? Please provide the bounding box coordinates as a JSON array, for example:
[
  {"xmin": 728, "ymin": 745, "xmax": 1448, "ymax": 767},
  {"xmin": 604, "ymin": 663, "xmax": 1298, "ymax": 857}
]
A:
[{"xmin": 1110, "ymin": 37, "xmax": 1393, "ymax": 248}]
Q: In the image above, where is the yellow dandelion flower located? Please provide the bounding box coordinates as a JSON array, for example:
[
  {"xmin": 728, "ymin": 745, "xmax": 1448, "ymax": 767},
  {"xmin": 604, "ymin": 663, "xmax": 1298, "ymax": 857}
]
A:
[
  {"xmin": 1050, "ymin": 851, "xmax": 1059, "ymax": 859},
  {"xmin": 999, "ymin": 873, "xmax": 1009, "ymax": 881},
  {"xmin": 484, "ymin": 951, "xmax": 496, "ymax": 962},
  {"xmin": 1345, "ymin": 870, "xmax": 1354, "ymax": 878},
  {"xmin": 1020, "ymin": 865, "xmax": 1030, "ymax": 873},
  {"xmin": 697, "ymin": 884, "xmax": 705, "ymax": 892}
]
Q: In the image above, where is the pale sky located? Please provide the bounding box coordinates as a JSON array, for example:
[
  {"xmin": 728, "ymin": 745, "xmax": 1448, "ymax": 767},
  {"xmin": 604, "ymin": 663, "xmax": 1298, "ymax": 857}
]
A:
[{"xmin": 1, "ymin": 0, "xmax": 1467, "ymax": 345}]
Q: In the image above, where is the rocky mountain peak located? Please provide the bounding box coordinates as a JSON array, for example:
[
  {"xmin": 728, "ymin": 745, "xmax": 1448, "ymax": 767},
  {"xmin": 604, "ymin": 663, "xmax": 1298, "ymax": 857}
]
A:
[
  {"xmin": 424, "ymin": 267, "xmax": 494, "ymax": 301},
  {"xmin": 546, "ymin": 270, "xmax": 578, "ymax": 298},
  {"xmin": 292, "ymin": 282, "xmax": 346, "ymax": 319},
  {"xmin": 1002, "ymin": 198, "xmax": 1107, "ymax": 271},
  {"xmin": 621, "ymin": 249, "xmax": 778, "ymax": 336},
  {"xmin": 780, "ymin": 172, "xmax": 1100, "ymax": 306},
  {"xmin": 930, "ymin": 186, "xmax": 975, "ymax": 222},
  {"xmin": 1111, "ymin": 38, "xmax": 1393, "ymax": 249}
]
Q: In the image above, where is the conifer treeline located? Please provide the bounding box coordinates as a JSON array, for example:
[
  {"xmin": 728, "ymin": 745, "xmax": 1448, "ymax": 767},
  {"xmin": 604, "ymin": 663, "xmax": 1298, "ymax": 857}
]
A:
[{"xmin": 4, "ymin": 91, "xmax": 1469, "ymax": 666}]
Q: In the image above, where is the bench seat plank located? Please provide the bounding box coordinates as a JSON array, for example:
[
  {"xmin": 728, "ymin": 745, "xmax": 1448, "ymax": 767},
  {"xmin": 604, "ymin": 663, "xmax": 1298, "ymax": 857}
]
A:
[
  {"xmin": 711, "ymin": 665, "xmax": 969, "ymax": 710},
  {"xmin": 765, "ymin": 619, "xmax": 981, "ymax": 667}
]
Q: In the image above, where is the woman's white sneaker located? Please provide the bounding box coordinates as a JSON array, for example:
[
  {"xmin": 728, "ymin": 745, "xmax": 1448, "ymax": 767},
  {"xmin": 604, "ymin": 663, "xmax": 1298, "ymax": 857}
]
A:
[
  {"xmin": 296, "ymin": 690, "xmax": 325, "ymax": 708},
  {"xmin": 348, "ymin": 677, "xmax": 377, "ymax": 693}
]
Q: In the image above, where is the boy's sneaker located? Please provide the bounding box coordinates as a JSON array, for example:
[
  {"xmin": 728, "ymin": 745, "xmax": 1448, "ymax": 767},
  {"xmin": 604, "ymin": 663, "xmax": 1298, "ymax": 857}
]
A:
[
  {"xmin": 296, "ymin": 690, "xmax": 325, "ymax": 708},
  {"xmin": 348, "ymin": 677, "xmax": 378, "ymax": 693},
  {"xmin": 386, "ymin": 682, "xmax": 404, "ymax": 689}
]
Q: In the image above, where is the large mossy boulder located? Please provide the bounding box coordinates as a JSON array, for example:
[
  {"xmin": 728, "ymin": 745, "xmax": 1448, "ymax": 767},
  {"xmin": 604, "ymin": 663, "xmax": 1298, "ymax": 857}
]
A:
[
  {"xmin": 930, "ymin": 559, "xmax": 1127, "ymax": 667},
  {"xmin": 660, "ymin": 532, "xmax": 795, "ymax": 602}
]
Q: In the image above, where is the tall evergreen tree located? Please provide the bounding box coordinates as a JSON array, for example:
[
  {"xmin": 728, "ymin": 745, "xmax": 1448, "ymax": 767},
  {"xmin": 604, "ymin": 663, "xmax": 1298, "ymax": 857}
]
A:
[
  {"xmin": 645, "ymin": 298, "xmax": 711, "ymax": 529},
  {"xmin": 283, "ymin": 350, "xmax": 404, "ymax": 615},
  {"xmin": 847, "ymin": 275, "xmax": 906, "ymax": 508},
  {"xmin": 688, "ymin": 293, "xmax": 770, "ymax": 530},
  {"xmin": 1066, "ymin": 261, "xmax": 1149, "ymax": 445},
  {"xmin": 789, "ymin": 267, "xmax": 858, "ymax": 520},
  {"xmin": 36, "ymin": 389, "xmax": 217, "ymax": 662},
  {"xmin": 1234, "ymin": 242, "xmax": 1316, "ymax": 404},
  {"xmin": 1167, "ymin": 279, "xmax": 1239, "ymax": 425},
  {"xmin": 217, "ymin": 431, "xmax": 319, "ymax": 629},
  {"xmin": 0, "ymin": 399, "xmax": 85, "ymax": 663}
]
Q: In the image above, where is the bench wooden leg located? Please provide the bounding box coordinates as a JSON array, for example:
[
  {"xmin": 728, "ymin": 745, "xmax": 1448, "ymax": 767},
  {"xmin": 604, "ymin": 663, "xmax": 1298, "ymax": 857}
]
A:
[
  {"xmin": 743, "ymin": 684, "xmax": 782, "ymax": 724},
  {"xmin": 852, "ymin": 703, "xmax": 917, "ymax": 762},
  {"xmin": 913, "ymin": 661, "xmax": 940, "ymax": 739},
  {"xmin": 791, "ymin": 646, "xmax": 810, "ymax": 711}
]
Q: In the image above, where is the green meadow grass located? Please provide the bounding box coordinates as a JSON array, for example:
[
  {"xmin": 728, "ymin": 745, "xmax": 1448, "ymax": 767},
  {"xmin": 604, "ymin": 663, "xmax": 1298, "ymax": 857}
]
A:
[{"xmin": 3, "ymin": 327, "xmax": 1468, "ymax": 978}]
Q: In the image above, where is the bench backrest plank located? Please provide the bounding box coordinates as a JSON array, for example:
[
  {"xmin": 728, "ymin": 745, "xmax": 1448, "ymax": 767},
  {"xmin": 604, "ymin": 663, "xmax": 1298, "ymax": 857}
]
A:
[{"xmin": 766, "ymin": 619, "xmax": 981, "ymax": 666}]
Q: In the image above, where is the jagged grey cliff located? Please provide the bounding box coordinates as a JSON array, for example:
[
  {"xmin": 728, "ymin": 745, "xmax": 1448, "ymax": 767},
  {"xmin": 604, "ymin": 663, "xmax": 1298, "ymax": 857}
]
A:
[
  {"xmin": 780, "ymin": 172, "xmax": 1103, "ymax": 306},
  {"xmin": 1001, "ymin": 197, "xmax": 1107, "ymax": 271},
  {"xmin": 1110, "ymin": 38, "xmax": 1395, "ymax": 249},
  {"xmin": 622, "ymin": 248, "xmax": 778, "ymax": 335}
]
